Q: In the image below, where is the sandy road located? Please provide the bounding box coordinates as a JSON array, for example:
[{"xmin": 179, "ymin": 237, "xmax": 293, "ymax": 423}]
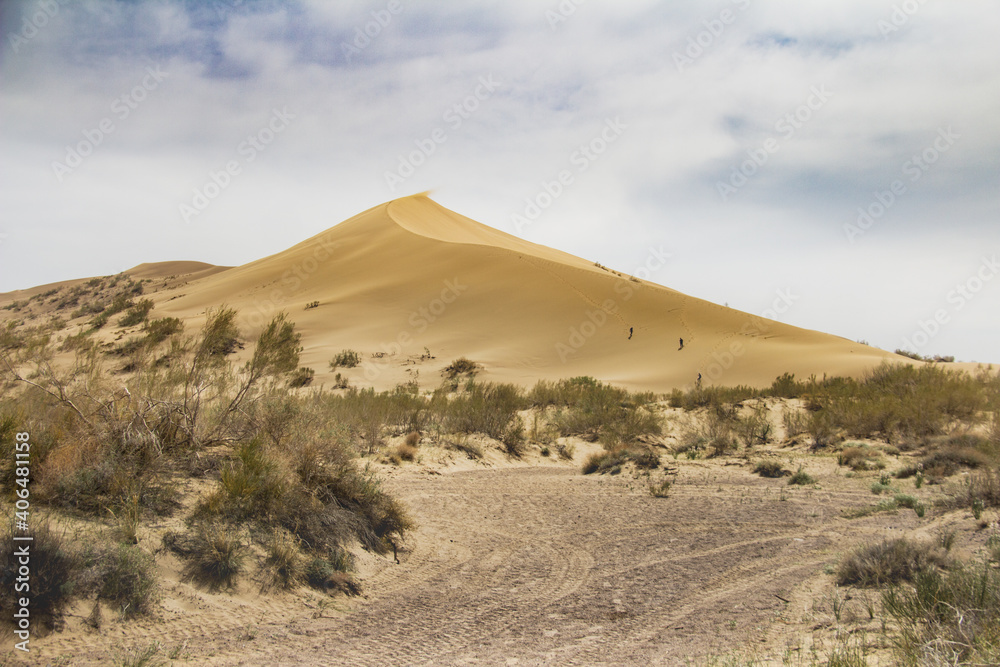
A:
[{"xmin": 221, "ymin": 463, "xmax": 866, "ymax": 666}]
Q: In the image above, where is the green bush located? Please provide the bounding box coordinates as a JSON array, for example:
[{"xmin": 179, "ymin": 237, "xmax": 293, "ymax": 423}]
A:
[
  {"xmin": 0, "ymin": 520, "xmax": 80, "ymax": 627},
  {"xmin": 144, "ymin": 317, "xmax": 183, "ymax": 345},
  {"xmin": 119, "ymin": 299, "xmax": 154, "ymax": 327},
  {"xmin": 329, "ymin": 349, "xmax": 361, "ymax": 369},
  {"xmin": 882, "ymin": 560, "xmax": 1000, "ymax": 665},
  {"xmin": 442, "ymin": 357, "xmax": 479, "ymax": 379},
  {"xmin": 262, "ymin": 531, "xmax": 303, "ymax": 590},
  {"xmin": 753, "ymin": 460, "xmax": 786, "ymax": 478},
  {"xmin": 837, "ymin": 445, "xmax": 884, "ymax": 471},
  {"xmin": 288, "ymin": 367, "xmax": 315, "ymax": 388},
  {"xmin": 788, "ymin": 467, "xmax": 815, "ymax": 485},
  {"xmin": 181, "ymin": 523, "xmax": 248, "ymax": 591},
  {"xmin": 90, "ymin": 543, "xmax": 159, "ymax": 618},
  {"xmin": 837, "ymin": 538, "xmax": 944, "ymax": 587}
]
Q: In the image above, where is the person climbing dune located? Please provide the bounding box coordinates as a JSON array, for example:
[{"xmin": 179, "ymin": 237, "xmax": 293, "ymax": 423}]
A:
[
  {"xmin": 628, "ymin": 327, "xmax": 633, "ymax": 340},
  {"xmin": 679, "ymin": 337, "xmax": 684, "ymax": 350}
]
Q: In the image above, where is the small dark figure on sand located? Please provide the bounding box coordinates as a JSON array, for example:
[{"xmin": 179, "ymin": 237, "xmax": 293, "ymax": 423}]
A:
[
  {"xmin": 629, "ymin": 327, "xmax": 633, "ymax": 340},
  {"xmin": 679, "ymin": 337, "xmax": 684, "ymax": 350}
]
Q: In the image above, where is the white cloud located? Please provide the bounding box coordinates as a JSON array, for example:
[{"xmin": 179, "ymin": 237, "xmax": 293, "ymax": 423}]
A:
[{"xmin": 1, "ymin": 0, "xmax": 998, "ymax": 361}]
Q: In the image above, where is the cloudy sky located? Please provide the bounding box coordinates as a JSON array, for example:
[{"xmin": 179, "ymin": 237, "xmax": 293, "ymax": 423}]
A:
[{"xmin": 1, "ymin": 0, "xmax": 998, "ymax": 362}]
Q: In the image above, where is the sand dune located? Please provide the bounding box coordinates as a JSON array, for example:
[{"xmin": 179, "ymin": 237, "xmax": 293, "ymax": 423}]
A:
[
  {"xmin": 124, "ymin": 260, "xmax": 230, "ymax": 282},
  {"xmin": 145, "ymin": 194, "xmax": 905, "ymax": 392}
]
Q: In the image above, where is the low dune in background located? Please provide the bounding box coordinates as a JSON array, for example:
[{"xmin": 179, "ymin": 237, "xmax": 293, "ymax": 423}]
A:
[{"xmin": 2, "ymin": 194, "xmax": 917, "ymax": 391}]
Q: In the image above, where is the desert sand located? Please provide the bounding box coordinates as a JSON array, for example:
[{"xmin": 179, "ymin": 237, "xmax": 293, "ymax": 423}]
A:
[{"xmin": 8, "ymin": 193, "xmax": 900, "ymax": 394}]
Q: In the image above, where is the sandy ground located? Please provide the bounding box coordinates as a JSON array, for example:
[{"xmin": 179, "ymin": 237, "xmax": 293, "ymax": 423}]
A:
[{"xmin": 15, "ymin": 438, "xmax": 975, "ymax": 667}]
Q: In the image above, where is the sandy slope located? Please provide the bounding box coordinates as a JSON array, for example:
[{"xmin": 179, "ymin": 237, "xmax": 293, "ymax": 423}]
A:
[{"xmin": 135, "ymin": 194, "xmax": 904, "ymax": 393}]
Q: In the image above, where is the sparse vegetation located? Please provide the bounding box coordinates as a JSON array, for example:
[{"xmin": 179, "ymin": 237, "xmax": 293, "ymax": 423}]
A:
[
  {"xmin": 836, "ymin": 538, "xmax": 945, "ymax": 587},
  {"xmin": 788, "ymin": 467, "xmax": 815, "ymax": 485},
  {"xmin": 330, "ymin": 349, "xmax": 361, "ymax": 369},
  {"xmin": 288, "ymin": 366, "xmax": 315, "ymax": 387},
  {"xmin": 119, "ymin": 299, "xmax": 155, "ymax": 327},
  {"xmin": 442, "ymin": 357, "xmax": 479, "ymax": 379},
  {"xmin": 753, "ymin": 459, "xmax": 785, "ymax": 478}
]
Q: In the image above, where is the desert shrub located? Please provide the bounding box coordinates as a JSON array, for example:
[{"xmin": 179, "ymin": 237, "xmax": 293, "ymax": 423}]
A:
[
  {"xmin": 404, "ymin": 431, "xmax": 420, "ymax": 447},
  {"xmin": 668, "ymin": 389, "xmax": 684, "ymax": 408},
  {"xmin": 782, "ymin": 408, "xmax": 809, "ymax": 438},
  {"xmin": 600, "ymin": 405, "xmax": 661, "ymax": 449},
  {"xmin": 197, "ymin": 306, "xmax": 241, "ymax": 358},
  {"xmin": 678, "ymin": 384, "xmax": 759, "ymax": 411},
  {"xmin": 305, "ymin": 551, "xmax": 360, "ymax": 595},
  {"xmin": 442, "ymin": 357, "xmax": 479, "ymax": 379},
  {"xmin": 804, "ymin": 363, "xmax": 991, "ymax": 443},
  {"xmin": 837, "ymin": 445, "xmax": 884, "ymax": 471},
  {"xmin": 444, "ymin": 436, "xmax": 483, "ymax": 459},
  {"xmin": 329, "ymin": 349, "xmax": 361, "ymax": 369},
  {"xmin": 0, "ymin": 519, "xmax": 80, "ymax": 627},
  {"xmin": 89, "ymin": 543, "xmax": 159, "ymax": 618},
  {"xmin": 281, "ymin": 436, "xmax": 412, "ymax": 555},
  {"xmin": 836, "ymin": 538, "xmax": 944, "ymax": 587},
  {"xmin": 582, "ymin": 450, "xmax": 629, "ymax": 475},
  {"xmin": 648, "ymin": 477, "xmax": 673, "ymax": 497},
  {"xmin": 90, "ymin": 293, "xmax": 134, "ymax": 329},
  {"xmin": 555, "ymin": 443, "xmax": 575, "ymax": 460},
  {"xmin": 181, "ymin": 523, "xmax": 248, "ymax": 590},
  {"xmin": 540, "ymin": 377, "xmax": 660, "ymax": 447},
  {"xmin": 288, "ymin": 367, "xmax": 315, "ymax": 388},
  {"xmin": 581, "ymin": 448, "xmax": 657, "ymax": 475},
  {"xmin": 871, "ymin": 481, "xmax": 892, "ymax": 495},
  {"xmin": 964, "ymin": 467, "xmax": 1000, "ymax": 509},
  {"xmin": 444, "ymin": 382, "xmax": 526, "ymax": 442},
  {"xmin": 119, "ymin": 299, "xmax": 154, "ymax": 327},
  {"xmin": 37, "ymin": 429, "xmax": 178, "ymax": 517},
  {"xmin": 921, "ymin": 445, "xmax": 992, "ymax": 480},
  {"xmin": 500, "ymin": 415, "xmax": 526, "ymax": 457},
  {"xmin": 753, "ymin": 460, "xmax": 785, "ymax": 478},
  {"xmin": 197, "ymin": 440, "xmax": 285, "ymax": 523},
  {"xmin": 882, "ymin": 560, "xmax": 1000, "ymax": 665},
  {"xmin": 788, "ymin": 467, "xmax": 815, "ymax": 485},
  {"xmin": 394, "ymin": 442, "xmax": 418, "ymax": 462},
  {"xmin": 262, "ymin": 530, "xmax": 302, "ymax": 590},
  {"xmin": 893, "ymin": 493, "xmax": 922, "ymax": 510},
  {"xmin": 144, "ymin": 317, "xmax": 183, "ymax": 345},
  {"xmin": 736, "ymin": 403, "xmax": 771, "ymax": 447},
  {"xmin": 768, "ymin": 372, "xmax": 805, "ymax": 399}
]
